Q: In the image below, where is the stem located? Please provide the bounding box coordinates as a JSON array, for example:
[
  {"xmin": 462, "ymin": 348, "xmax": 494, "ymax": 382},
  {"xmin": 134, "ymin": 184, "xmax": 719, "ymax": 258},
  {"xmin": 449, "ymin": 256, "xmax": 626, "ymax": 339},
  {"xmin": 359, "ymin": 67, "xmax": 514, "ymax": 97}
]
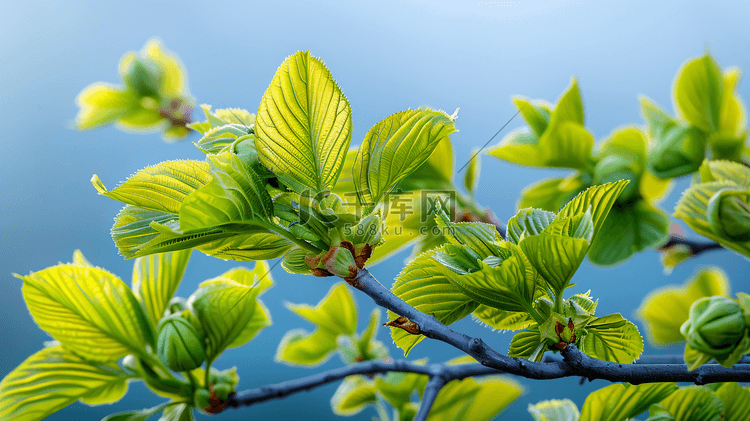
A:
[
  {"xmin": 523, "ymin": 301, "xmax": 546, "ymax": 326},
  {"xmin": 374, "ymin": 395, "xmax": 392, "ymax": 421},
  {"xmin": 205, "ymin": 361, "xmax": 213, "ymax": 390},
  {"xmin": 414, "ymin": 377, "xmax": 445, "ymax": 421}
]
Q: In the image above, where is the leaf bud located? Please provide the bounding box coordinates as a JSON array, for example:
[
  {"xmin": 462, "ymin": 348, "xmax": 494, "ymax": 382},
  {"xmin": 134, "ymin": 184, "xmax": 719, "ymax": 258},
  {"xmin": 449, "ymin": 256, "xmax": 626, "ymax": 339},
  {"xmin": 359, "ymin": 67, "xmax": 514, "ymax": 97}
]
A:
[
  {"xmin": 212, "ymin": 383, "xmax": 232, "ymax": 400},
  {"xmin": 680, "ymin": 296, "xmax": 746, "ymax": 359},
  {"xmin": 648, "ymin": 125, "xmax": 706, "ymax": 178},
  {"xmin": 166, "ymin": 296, "xmax": 188, "ymax": 315},
  {"xmin": 707, "ymin": 188, "xmax": 750, "ymax": 241},
  {"xmin": 351, "ymin": 214, "xmax": 383, "ymax": 249},
  {"xmin": 282, "ymin": 247, "xmax": 314, "ymax": 274},
  {"xmin": 157, "ymin": 314, "xmax": 206, "ymax": 372},
  {"xmin": 121, "ymin": 55, "xmax": 163, "ymax": 98},
  {"xmin": 194, "ymin": 389, "xmax": 212, "ymax": 411},
  {"xmin": 321, "ymin": 242, "xmax": 359, "ymax": 279}
]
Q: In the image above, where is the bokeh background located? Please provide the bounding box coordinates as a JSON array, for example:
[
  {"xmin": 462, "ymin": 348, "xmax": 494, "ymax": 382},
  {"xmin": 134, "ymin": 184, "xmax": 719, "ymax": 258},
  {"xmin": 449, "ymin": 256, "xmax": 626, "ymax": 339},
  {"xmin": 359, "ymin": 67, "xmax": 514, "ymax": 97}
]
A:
[{"xmin": 1, "ymin": 0, "xmax": 749, "ymax": 419}]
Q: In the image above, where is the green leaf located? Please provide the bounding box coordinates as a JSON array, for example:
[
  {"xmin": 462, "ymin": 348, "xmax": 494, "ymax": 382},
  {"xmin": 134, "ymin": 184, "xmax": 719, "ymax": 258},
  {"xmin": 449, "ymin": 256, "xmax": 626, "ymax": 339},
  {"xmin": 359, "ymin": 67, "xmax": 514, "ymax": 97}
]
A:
[
  {"xmin": 390, "ymin": 248, "xmax": 479, "ymax": 355},
  {"xmin": 587, "ymin": 200, "xmax": 670, "ymax": 267},
  {"xmin": 434, "ymin": 208, "xmax": 503, "ymax": 257},
  {"xmin": 255, "ymin": 50, "xmax": 352, "ymax": 193},
  {"xmin": 714, "ymin": 382, "xmax": 750, "ymax": 421},
  {"xmin": 718, "ymin": 67, "xmax": 746, "ymax": 138},
  {"xmin": 354, "ymin": 109, "xmax": 457, "ymax": 212},
  {"xmin": 188, "ymin": 266, "xmax": 272, "ymax": 362},
  {"xmin": 674, "ymin": 54, "xmax": 724, "ymax": 133},
  {"xmin": 194, "ymin": 125, "xmax": 252, "ymax": 154},
  {"xmin": 553, "ymin": 78, "xmax": 585, "ymax": 125},
  {"xmin": 637, "ymin": 267, "xmax": 729, "ymax": 345},
  {"xmin": 224, "ymin": 263, "xmax": 275, "ymax": 348},
  {"xmin": 556, "ymin": 180, "xmax": 630, "ymax": 241},
  {"xmin": 17, "ymin": 264, "xmax": 152, "ymax": 362},
  {"xmin": 160, "ymin": 403, "xmax": 195, "ymax": 421},
  {"xmin": 506, "ymin": 208, "xmax": 557, "ymax": 244},
  {"xmin": 445, "ymin": 243, "xmax": 538, "ymax": 313},
  {"xmin": 517, "ymin": 176, "xmax": 588, "ymax": 213},
  {"xmin": 179, "ymin": 153, "xmax": 273, "ymax": 231},
  {"xmin": 657, "ymin": 386, "xmax": 723, "ymax": 421},
  {"xmin": 75, "ymin": 83, "xmax": 138, "ymax": 130},
  {"xmin": 579, "ymin": 313, "xmax": 644, "ymax": 363},
  {"xmin": 426, "ymin": 376, "xmax": 523, "ymax": 421},
  {"xmin": 330, "ymin": 376, "xmax": 377, "ymax": 416},
  {"xmin": 195, "ymin": 231, "xmax": 292, "ymax": 261},
  {"xmin": 508, "ymin": 329, "xmax": 544, "ymax": 361},
  {"xmin": 132, "ymin": 250, "xmax": 192, "ymax": 330},
  {"xmin": 463, "ymin": 149, "xmax": 480, "ymax": 195},
  {"xmin": 472, "ymin": 305, "xmax": 535, "ymax": 332},
  {"xmin": 513, "ymin": 96, "xmax": 553, "ymax": 137},
  {"xmin": 645, "ymin": 404, "xmax": 676, "ymax": 421},
  {"xmin": 518, "ymin": 233, "xmax": 588, "ymax": 298},
  {"xmin": 103, "ymin": 403, "xmax": 171, "ymax": 421},
  {"xmin": 92, "ymin": 160, "xmax": 212, "ymax": 214},
  {"xmin": 597, "ymin": 127, "xmax": 648, "ymax": 169},
  {"xmin": 674, "ymin": 180, "xmax": 750, "ymax": 258},
  {"xmin": 698, "ymin": 159, "xmax": 750, "ymax": 185},
  {"xmin": 528, "ymin": 399, "xmax": 580, "ymax": 421},
  {"xmin": 357, "ymin": 308, "xmax": 382, "ymax": 358},
  {"xmin": 0, "ymin": 346, "xmax": 129, "ymax": 421},
  {"xmin": 375, "ymin": 368, "xmax": 429, "ymax": 410},
  {"xmin": 396, "ymin": 137, "xmax": 455, "ymax": 191},
  {"xmin": 111, "ymin": 205, "xmax": 178, "ymax": 258},
  {"xmin": 277, "ymin": 283, "xmax": 357, "ymax": 365},
  {"xmin": 579, "ymin": 382, "xmax": 678, "ymax": 421},
  {"xmin": 275, "ymin": 328, "xmax": 340, "ymax": 366}
]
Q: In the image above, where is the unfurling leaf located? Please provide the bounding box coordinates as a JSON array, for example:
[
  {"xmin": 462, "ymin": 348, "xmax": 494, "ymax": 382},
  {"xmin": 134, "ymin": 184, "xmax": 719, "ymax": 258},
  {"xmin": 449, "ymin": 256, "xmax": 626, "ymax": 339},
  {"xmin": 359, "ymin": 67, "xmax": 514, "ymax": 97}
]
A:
[
  {"xmin": 132, "ymin": 250, "xmax": 192, "ymax": 330},
  {"xmin": 354, "ymin": 109, "xmax": 457, "ymax": 213},
  {"xmin": 255, "ymin": 51, "xmax": 352, "ymax": 193},
  {"xmin": 579, "ymin": 382, "xmax": 678, "ymax": 421}
]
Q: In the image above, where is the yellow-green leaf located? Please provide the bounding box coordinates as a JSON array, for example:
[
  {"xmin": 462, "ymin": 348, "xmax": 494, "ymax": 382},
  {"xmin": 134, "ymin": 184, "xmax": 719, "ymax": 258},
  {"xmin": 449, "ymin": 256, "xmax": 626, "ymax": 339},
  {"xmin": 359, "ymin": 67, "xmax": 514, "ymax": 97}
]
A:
[
  {"xmin": 636, "ymin": 267, "xmax": 730, "ymax": 345},
  {"xmin": 132, "ymin": 250, "xmax": 191, "ymax": 330},
  {"xmin": 287, "ymin": 282, "xmax": 357, "ymax": 337},
  {"xmin": 673, "ymin": 54, "xmax": 724, "ymax": 133},
  {"xmin": 255, "ymin": 51, "xmax": 352, "ymax": 193},
  {"xmin": 556, "ymin": 180, "xmax": 630, "ymax": 241},
  {"xmin": 196, "ymin": 232, "xmax": 292, "ymax": 261},
  {"xmin": 508, "ymin": 329, "xmax": 544, "ymax": 361},
  {"xmin": 517, "ymin": 176, "xmax": 588, "ymax": 213},
  {"xmin": 111, "ymin": 205, "xmax": 178, "ymax": 258},
  {"xmin": 714, "ymin": 382, "xmax": 750, "ymax": 421},
  {"xmin": 18, "ymin": 264, "xmax": 152, "ymax": 362},
  {"xmin": 463, "ymin": 149, "xmax": 481, "ymax": 195},
  {"xmin": 0, "ymin": 346, "xmax": 130, "ymax": 421},
  {"xmin": 354, "ymin": 109, "xmax": 457, "ymax": 212},
  {"xmin": 579, "ymin": 313, "xmax": 644, "ymax": 363},
  {"xmin": 518, "ymin": 233, "xmax": 588, "ymax": 297},
  {"xmin": 528, "ymin": 399, "xmax": 580, "ymax": 421},
  {"xmin": 188, "ymin": 268, "xmax": 272, "ymax": 362},
  {"xmin": 657, "ymin": 386, "xmax": 723, "ymax": 421},
  {"xmin": 92, "ymin": 160, "xmax": 211, "ymax": 214},
  {"xmin": 426, "ymin": 375, "xmax": 523, "ymax": 421},
  {"xmin": 331, "ymin": 376, "xmax": 378, "ymax": 416},
  {"xmin": 472, "ymin": 305, "xmax": 535, "ymax": 332},
  {"xmin": 579, "ymin": 383, "xmax": 678, "ymax": 421},
  {"xmin": 75, "ymin": 83, "xmax": 138, "ymax": 130},
  {"xmin": 513, "ymin": 96, "xmax": 553, "ymax": 137}
]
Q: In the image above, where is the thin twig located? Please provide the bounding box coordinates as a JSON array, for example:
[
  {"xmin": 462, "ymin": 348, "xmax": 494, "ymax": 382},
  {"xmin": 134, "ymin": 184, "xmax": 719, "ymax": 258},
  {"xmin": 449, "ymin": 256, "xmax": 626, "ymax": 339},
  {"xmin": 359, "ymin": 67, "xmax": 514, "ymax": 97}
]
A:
[
  {"xmin": 659, "ymin": 236, "xmax": 723, "ymax": 256},
  {"xmin": 414, "ymin": 376, "xmax": 446, "ymax": 421}
]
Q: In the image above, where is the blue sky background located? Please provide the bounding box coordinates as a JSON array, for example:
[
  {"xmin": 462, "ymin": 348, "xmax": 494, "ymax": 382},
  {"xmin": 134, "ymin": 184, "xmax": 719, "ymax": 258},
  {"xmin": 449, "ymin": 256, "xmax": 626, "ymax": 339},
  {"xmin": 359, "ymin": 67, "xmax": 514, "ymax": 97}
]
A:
[{"xmin": 1, "ymin": 0, "xmax": 749, "ymax": 419}]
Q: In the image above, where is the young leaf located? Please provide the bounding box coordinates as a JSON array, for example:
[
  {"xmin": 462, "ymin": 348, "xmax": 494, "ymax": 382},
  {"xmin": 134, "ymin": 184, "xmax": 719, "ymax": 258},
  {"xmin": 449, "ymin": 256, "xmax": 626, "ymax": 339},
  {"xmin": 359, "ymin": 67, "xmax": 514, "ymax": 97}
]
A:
[
  {"xmin": 673, "ymin": 54, "xmax": 724, "ymax": 133},
  {"xmin": 255, "ymin": 51, "xmax": 353, "ymax": 193},
  {"xmin": 513, "ymin": 96, "xmax": 553, "ymax": 137},
  {"xmin": 92, "ymin": 160, "xmax": 212, "ymax": 214},
  {"xmin": 578, "ymin": 382, "xmax": 678, "ymax": 421},
  {"xmin": 713, "ymin": 382, "xmax": 750, "ymax": 421},
  {"xmin": 657, "ymin": 386, "xmax": 723, "ymax": 421},
  {"xmin": 195, "ymin": 231, "xmax": 293, "ymax": 261},
  {"xmin": 396, "ymin": 137, "xmax": 455, "ymax": 191},
  {"xmin": 463, "ymin": 149, "xmax": 481, "ymax": 195},
  {"xmin": 528, "ymin": 399, "xmax": 580, "ymax": 421},
  {"xmin": 446, "ymin": 244, "xmax": 539, "ymax": 313},
  {"xmin": 111, "ymin": 205, "xmax": 178, "ymax": 258},
  {"xmin": 160, "ymin": 403, "xmax": 195, "ymax": 421},
  {"xmin": 375, "ymin": 368, "xmax": 429, "ymax": 410},
  {"xmin": 518, "ymin": 233, "xmax": 589, "ymax": 298},
  {"xmin": 555, "ymin": 180, "xmax": 630, "ymax": 240},
  {"xmin": 508, "ymin": 329, "xmax": 544, "ymax": 361},
  {"xmin": 578, "ymin": 313, "xmax": 644, "ymax": 363},
  {"xmin": 188, "ymin": 267, "xmax": 272, "ymax": 362},
  {"xmin": 17, "ymin": 264, "xmax": 152, "ymax": 362},
  {"xmin": 179, "ymin": 153, "xmax": 274, "ymax": 231},
  {"xmin": 506, "ymin": 208, "xmax": 557, "ymax": 244},
  {"xmin": 0, "ymin": 346, "xmax": 130, "ymax": 421},
  {"xmin": 472, "ymin": 305, "xmax": 536, "ymax": 332},
  {"xmin": 330, "ymin": 376, "xmax": 378, "ymax": 416},
  {"xmin": 587, "ymin": 201, "xmax": 670, "ymax": 267},
  {"xmin": 389, "ymin": 247, "xmax": 479, "ymax": 355},
  {"xmin": 552, "ymin": 78, "xmax": 585, "ymax": 126},
  {"xmin": 636, "ymin": 267, "xmax": 730, "ymax": 345},
  {"xmin": 353, "ymin": 109, "xmax": 457, "ymax": 212},
  {"xmin": 132, "ymin": 250, "xmax": 192, "ymax": 330},
  {"xmin": 517, "ymin": 176, "xmax": 587, "ymax": 213},
  {"xmin": 699, "ymin": 159, "xmax": 750, "ymax": 185},
  {"xmin": 221, "ymin": 263, "xmax": 274, "ymax": 348},
  {"xmin": 275, "ymin": 328, "xmax": 341, "ymax": 366},
  {"xmin": 426, "ymin": 375, "xmax": 523, "ymax": 421},
  {"xmin": 75, "ymin": 84, "xmax": 138, "ymax": 130}
]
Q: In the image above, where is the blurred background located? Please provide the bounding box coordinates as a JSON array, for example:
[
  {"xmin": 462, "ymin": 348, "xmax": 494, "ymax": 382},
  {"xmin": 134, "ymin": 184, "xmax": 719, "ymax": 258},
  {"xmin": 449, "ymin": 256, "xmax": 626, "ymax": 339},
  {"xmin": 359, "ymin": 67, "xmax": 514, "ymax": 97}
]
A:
[{"xmin": 1, "ymin": 0, "xmax": 749, "ymax": 419}]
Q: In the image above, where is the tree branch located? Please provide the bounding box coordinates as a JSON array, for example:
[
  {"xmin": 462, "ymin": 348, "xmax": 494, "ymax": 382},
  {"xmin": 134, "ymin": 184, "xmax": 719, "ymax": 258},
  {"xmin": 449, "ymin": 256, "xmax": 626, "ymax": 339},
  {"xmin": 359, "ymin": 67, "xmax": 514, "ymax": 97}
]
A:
[
  {"xmin": 414, "ymin": 376, "xmax": 446, "ymax": 421},
  {"xmin": 659, "ymin": 236, "xmax": 723, "ymax": 256},
  {"xmin": 350, "ymin": 268, "xmax": 750, "ymax": 385}
]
